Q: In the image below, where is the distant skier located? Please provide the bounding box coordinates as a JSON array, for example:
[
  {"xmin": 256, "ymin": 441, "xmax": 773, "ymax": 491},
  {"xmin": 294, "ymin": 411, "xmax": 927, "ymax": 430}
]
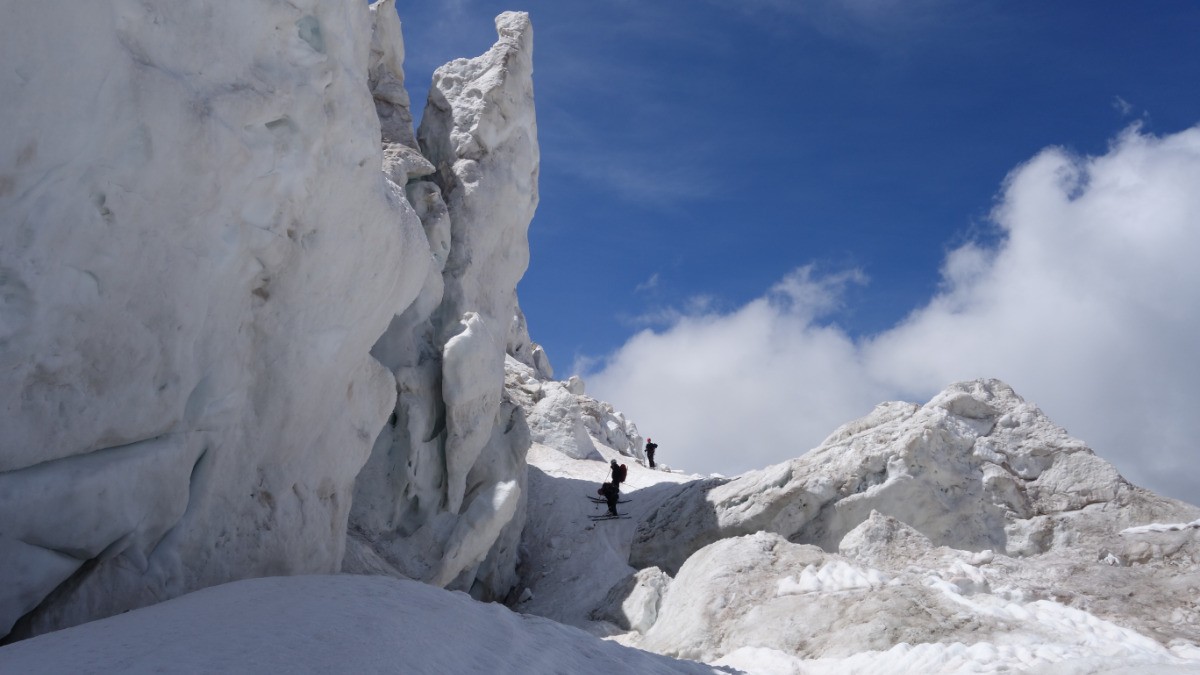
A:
[{"xmin": 645, "ymin": 438, "xmax": 658, "ymax": 469}]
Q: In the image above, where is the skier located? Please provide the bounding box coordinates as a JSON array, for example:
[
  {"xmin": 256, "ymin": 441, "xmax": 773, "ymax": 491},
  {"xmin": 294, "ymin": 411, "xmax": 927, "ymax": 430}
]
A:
[
  {"xmin": 609, "ymin": 459, "xmax": 627, "ymax": 489},
  {"xmin": 645, "ymin": 438, "xmax": 658, "ymax": 469},
  {"xmin": 597, "ymin": 481, "xmax": 620, "ymax": 517},
  {"xmin": 596, "ymin": 460, "xmax": 628, "ymax": 517}
]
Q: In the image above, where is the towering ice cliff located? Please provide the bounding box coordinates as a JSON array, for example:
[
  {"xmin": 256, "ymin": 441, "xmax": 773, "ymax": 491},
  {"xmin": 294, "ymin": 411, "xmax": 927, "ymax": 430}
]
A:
[
  {"xmin": 0, "ymin": 0, "xmax": 543, "ymax": 637},
  {"xmin": 346, "ymin": 8, "xmax": 539, "ymax": 601}
]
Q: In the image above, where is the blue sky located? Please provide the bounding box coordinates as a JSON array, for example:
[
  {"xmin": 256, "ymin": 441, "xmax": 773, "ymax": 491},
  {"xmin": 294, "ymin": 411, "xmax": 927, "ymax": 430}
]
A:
[{"xmin": 394, "ymin": 1, "xmax": 1200, "ymax": 501}]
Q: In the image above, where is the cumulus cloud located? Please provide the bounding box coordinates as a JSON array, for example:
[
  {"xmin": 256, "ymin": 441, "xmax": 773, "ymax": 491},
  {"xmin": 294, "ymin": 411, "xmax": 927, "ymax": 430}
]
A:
[
  {"xmin": 586, "ymin": 124, "xmax": 1200, "ymax": 502},
  {"xmin": 589, "ymin": 267, "xmax": 886, "ymax": 476}
]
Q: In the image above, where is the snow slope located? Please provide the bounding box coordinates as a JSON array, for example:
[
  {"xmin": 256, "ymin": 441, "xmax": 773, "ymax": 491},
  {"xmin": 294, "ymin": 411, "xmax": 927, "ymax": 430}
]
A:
[
  {"xmin": 516, "ymin": 441, "xmax": 698, "ymax": 631},
  {"xmin": 508, "ymin": 378, "xmax": 1200, "ymax": 673},
  {"xmin": 0, "ymin": 576, "xmax": 721, "ymax": 674}
]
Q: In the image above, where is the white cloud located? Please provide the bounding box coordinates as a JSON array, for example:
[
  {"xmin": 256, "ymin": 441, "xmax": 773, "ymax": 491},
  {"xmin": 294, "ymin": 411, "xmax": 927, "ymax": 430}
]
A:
[
  {"xmin": 589, "ymin": 268, "xmax": 886, "ymax": 477},
  {"xmin": 586, "ymin": 124, "xmax": 1200, "ymax": 501},
  {"xmin": 634, "ymin": 273, "xmax": 660, "ymax": 293},
  {"xmin": 614, "ymin": 295, "xmax": 719, "ymax": 335},
  {"xmin": 1113, "ymin": 96, "xmax": 1134, "ymax": 117}
]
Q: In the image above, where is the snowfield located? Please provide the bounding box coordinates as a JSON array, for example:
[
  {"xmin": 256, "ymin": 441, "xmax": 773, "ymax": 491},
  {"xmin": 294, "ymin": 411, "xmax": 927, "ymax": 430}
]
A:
[{"xmin": 0, "ymin": 575, "xmax": 720, "ymax": 674}]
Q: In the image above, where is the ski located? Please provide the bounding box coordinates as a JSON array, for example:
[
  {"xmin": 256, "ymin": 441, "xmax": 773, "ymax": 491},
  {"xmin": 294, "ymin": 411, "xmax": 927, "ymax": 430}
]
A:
[
  {"xmin": 588, "ymin": 513, "xmax": 629, "ymax": 520},
  {"xmin": 587, "ymin": 496, "xmax": 630, "ymax": 504}
]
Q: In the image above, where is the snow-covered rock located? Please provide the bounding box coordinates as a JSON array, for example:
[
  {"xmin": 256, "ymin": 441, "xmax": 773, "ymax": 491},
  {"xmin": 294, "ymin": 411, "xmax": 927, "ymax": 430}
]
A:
[
  {"xmin": 505, "ymin": 357, "xmax": 648, "ymax": 475},
  {"xmin": 640, "ymin": 532, "xmax": 904, "ymax": 662},
  {"xmin": 565, "ymin": 375, "xmax": 586, "ymax": 395},
  {"xmin": 581, "ymin": 396, "xmax": 646, "ymax": 460},
  {"xmin": 616, "ymin": 381, "xmax": 1200, "ymax": 670},
  {"xmin": 630, "ymin": 379, "xmax": 1199, "ymax": 575},
  {"xmin": 368, "ymin": 0, "xmax": 434, "ymax": 184},
  {"xmin": 508, "ymin": 304, "xmax": 554, "ymax": 380},
  {"xmin": 528, "ymin": 381, "xmax": 600, "ymax": 460},
  {"xmin": 592, "ymin": 566, "xmax": 673, "ymax": 633},
  {"xmin": 504, "ymin": 355, "xmax": 649, "ymax": 465},
  {"xmin": 0, "ymin": 0, "xmax": 428, "ymax": 638},
  {"xmin": 838, "ymin": 510, "xmax": 936, "ymax": 563},
  {"xmin": 347, "ymin": 11, "xmax": 539, "ymax": 602},
  {"xmin": 639, "ymin": 531, "xmax": 1199, "ymax": 672},
  {"xmin": 504, "ymin": 357, "xmax": 599, "ymax": 460}
]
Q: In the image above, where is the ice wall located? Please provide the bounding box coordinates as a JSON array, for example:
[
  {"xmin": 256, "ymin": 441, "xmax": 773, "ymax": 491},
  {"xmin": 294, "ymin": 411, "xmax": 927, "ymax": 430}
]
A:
[
  {"xmin": 347, "ymin": 10, "xmax": 540, "ymax": 601},
  {"xmin": 0, "ymin": 1, "xmax": 430, "ymax": 638}
]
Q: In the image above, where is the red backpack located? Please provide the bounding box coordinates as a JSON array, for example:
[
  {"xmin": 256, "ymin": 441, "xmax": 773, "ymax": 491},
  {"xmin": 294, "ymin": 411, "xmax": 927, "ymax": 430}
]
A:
[{"xmin": 616, "ymin": 464, "xmax": 628, "ymax": 483}]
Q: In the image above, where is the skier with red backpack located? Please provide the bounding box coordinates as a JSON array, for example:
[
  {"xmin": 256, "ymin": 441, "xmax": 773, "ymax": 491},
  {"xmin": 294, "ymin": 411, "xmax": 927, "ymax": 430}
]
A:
[{"xmin": 610, "ymin": 459, "xmax": 627, "ymax": 488}]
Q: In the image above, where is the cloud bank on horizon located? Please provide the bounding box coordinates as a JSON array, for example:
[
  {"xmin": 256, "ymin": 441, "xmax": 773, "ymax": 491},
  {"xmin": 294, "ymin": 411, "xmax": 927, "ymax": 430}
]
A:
[{"xmin": 587, "ymin": 123, "xmax": 1200, "ymax": 503}]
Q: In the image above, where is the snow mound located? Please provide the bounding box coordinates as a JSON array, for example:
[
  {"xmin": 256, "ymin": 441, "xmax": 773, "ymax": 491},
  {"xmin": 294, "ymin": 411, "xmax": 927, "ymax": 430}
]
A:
[
  {"xmin": 638, "ymin": 532, "xmax": 1200, "ymax": 672},
  {"xmin": 630, "ymin": 379, "xmax": 1199, "ymax": 575},
  {"xmin": 506, "ymin": 357, "xmax": 646, "ymax": 462},
  {"xmin": 592, "ymin": 566, "xmax": 673, "ymax": 633},
  {"xmin": 610, "ymin": 381, "xmax": 1200, "ymax": 670},
  {"xmin": 0, "ymin": 576, "xmax": 722, "ymax": 674}
]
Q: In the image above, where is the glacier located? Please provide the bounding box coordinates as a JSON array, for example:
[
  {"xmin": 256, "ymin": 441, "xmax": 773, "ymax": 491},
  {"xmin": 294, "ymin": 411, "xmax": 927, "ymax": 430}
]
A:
[{"xmin": 1, "ymin": 2, "xmax": 1199, "ymax": 673}]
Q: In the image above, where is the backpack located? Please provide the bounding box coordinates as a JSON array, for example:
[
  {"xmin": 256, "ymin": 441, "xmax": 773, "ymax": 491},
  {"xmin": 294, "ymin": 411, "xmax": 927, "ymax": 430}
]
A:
[{"xmin": 616, "ymin": 464, "xmax": 628, "ymax": 483}]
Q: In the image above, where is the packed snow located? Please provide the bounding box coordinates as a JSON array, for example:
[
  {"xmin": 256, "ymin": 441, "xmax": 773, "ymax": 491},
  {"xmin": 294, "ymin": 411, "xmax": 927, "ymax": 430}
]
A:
[{"xmin": 0, "ymin": 576, "xmax": 720, "ymax": 674}]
